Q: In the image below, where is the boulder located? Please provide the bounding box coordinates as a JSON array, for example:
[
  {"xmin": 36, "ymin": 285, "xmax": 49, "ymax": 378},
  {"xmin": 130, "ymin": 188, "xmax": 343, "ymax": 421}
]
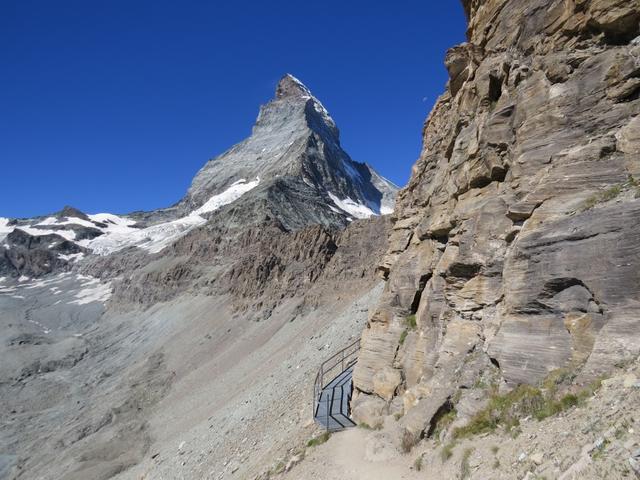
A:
[
  {"xmin": 351, "ymin": 394, "xmax": 387, "ymax": 429},
  {"xmin": 372, "ymin": 367, "xmax": 402, "ymax": 402}
]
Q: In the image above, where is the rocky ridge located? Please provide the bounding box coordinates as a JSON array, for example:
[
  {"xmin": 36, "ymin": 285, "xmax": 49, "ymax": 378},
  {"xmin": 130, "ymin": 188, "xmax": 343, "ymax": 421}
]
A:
[{"xmin": 351, "ymin": 0, "xmax": 640, "ymax": 457}]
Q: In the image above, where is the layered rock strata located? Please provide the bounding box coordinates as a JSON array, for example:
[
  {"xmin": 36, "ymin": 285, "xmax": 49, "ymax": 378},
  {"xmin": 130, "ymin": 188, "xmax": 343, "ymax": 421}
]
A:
[{"xmin": 353, "ymin": 0, "xmax": 640, "ymax": 449}]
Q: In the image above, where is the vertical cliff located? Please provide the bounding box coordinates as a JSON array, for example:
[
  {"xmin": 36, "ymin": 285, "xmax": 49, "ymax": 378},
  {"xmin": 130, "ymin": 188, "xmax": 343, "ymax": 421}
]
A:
[{"xmin": 352, "ymin": 0, "xmax": 640, "ymax": 449}]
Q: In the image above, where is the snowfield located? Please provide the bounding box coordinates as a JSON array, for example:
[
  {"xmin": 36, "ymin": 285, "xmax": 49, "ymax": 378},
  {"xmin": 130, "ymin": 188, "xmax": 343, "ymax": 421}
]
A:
[
  {"xmin": 58, "ymin": 252, "xmax": 85, "ymax": 263},
  {"xmin": 84, "ymin": 177, "xmax": 260, "ymax": 254},
  {"xmin": 69, "ymin": 277, "xmax": 112, "ymax": 305},
  {"xmin": 380, "ymin": 205, "xmax": 394, "ymax": 215},
  {"xmin": 0, "ymin": 272, "xmax": 113, "ymax": 306},
  {"xmin": 18, "ymin": 225, "xmax": 77, "ymax": 241},
  {"xmin": 80, "ymin": 212, "xmax": 205, "ymax": 255},
  {"xmin": 0, "ymin": 218, "xmax": 13, "ymax": 242},
  {"xmin": 328, "ymin": 192, "xmax": 377, "ymax": 219},
  {"xmin": 0, "ymin": 178, "xmax": 261, "ymax": 257},
  {"xmin": 193, "ymin": 177, "xmax": 260, "ymax": 215}
]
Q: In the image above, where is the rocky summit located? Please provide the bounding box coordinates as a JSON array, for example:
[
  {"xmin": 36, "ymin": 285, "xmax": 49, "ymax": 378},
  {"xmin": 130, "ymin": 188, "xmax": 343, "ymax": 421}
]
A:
[{"xmin": 182, "ymin": 74, "xmax": 397, "ymax": 227}]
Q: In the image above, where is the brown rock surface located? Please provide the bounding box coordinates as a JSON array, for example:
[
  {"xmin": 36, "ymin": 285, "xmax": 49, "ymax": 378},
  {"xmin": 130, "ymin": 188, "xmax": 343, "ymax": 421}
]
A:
[
  {"xmin": 99, "ymin": 212, "xmax": 392, "ymax": 320},
  {"xmin": 354, "ymin": 0, "xmax": 640, "ymax": 450}
]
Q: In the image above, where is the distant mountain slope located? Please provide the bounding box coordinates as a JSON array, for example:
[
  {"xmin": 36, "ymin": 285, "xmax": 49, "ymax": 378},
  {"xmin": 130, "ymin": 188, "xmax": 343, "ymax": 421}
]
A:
[{"xmin": 0, "ymin": 74, "xmax": 398, "ymax": 278}]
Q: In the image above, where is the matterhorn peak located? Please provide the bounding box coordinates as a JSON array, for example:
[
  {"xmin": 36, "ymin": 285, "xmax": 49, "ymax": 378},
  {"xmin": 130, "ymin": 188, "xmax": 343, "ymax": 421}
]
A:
[
  {"xmin": 181, "ymin": 73, "xmax": 397, "ymax": 229},
  {"xmin": 275, "ymin": 73, "xmax": 313, "ymax": 99}
]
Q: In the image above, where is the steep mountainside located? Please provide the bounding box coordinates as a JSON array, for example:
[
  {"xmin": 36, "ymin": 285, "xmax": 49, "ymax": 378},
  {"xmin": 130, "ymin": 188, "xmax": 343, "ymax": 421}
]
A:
[
  {"xmin": 0, "ymin": 75, "xmax": 397, "ymax": 480},
  {"xmin": 182, "ymin": 74, "xmax": 397, "ymax": 223},
  {"xmin": 351, "ymin": 0, "xmax": 640, "ymax": 459}
]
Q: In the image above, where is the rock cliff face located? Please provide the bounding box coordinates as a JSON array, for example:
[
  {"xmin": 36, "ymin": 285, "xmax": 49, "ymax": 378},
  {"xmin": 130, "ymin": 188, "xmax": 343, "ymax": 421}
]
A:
[
  {"xmin": 103, "ymin": 213, "xmax": 391, "ymax": 318},
  {"xmin": 353, "ymin": 0, "xmax": 640, "ymax": 449}
]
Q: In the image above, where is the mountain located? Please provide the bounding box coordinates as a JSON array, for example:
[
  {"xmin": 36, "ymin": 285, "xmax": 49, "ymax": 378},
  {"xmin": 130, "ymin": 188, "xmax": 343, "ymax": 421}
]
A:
[
  {"xmin": 0, "ymin": 74, "xmax": 397, "ymax": 277},
  {"xmin": 182, "ymin": 74, "xmax": 397, "ymax": 224},
  {"xmin": 0, "ymin": 74, "xmax": 397, "ymax": 480},
  {"xmin": 4, "ymin": 0, "xmax": 638, "ymax": 476}
]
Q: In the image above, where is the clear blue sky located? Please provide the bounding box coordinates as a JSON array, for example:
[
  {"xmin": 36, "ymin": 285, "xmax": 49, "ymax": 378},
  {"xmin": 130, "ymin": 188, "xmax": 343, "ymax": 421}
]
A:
[{"xmin": 0, "ymin": 1, "xmax": 466, "ymax": 218}]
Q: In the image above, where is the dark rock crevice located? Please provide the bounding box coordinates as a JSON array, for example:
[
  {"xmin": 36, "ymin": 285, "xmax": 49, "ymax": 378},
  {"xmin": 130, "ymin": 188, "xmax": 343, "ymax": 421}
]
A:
[
  {"xmin": 410, "ymin": 273, "xmax": 433, "ymax": 314},
  {"xmin": 425, "ymin": 398, "xmax": 455, "ymax": 438}
]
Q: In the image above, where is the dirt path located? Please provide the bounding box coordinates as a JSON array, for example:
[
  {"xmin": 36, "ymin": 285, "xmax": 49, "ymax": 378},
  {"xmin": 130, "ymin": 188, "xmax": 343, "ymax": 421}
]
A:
[{"xmin": 282, "ymin": 427, "xmax": 424, "ymax": 480}]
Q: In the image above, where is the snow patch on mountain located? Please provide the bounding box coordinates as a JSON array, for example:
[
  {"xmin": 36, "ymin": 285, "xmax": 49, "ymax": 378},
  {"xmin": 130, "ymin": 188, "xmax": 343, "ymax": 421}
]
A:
[
  {"xmin": 0, "ymin": 218, "xmax": 12, "ymax": 242},
  {"xmin": 83, "ymin": 213, "xmax": 205, "ymax": 255},
  {"xmin": 193, "ymin": 177, "xmax": 260, "ymax": 215},
  {"xmin": 18, "ymin": 226, "xmax": 77, "ymax": 241},
  {"xmin": 89, "ymin": 213, "xmax": 137, "ymax": 229},
  {"xmin": 328, "ymin": 193, "xmax": 377, "ymax": 219},
  {"xmin": 37, "ymin": 216, "xmax": 96, "ymax": 229},
  {"xmin": 58, "ymin": 252, "xmax": 85, "ymax": 263},
  {"xmin": 0, "ymin": 271, "xmax": 113, "ymax": 306},
  {"xmin": 380, "ymin": 205, "xmax": 394, "ymax": 215},
  {"xmin": 69, "ymin": 277, "xmax": 112, "ymax": 305},
  {"xmin": 81, "ymin": 178, "xmax": 260, "ymax": 255}
]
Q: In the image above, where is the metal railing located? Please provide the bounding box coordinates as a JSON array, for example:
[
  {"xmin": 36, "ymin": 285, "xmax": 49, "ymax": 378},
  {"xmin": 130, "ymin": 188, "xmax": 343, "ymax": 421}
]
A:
[{"xmin": 312, "ymin": 339, "xmax": 360, "ymax": 418}]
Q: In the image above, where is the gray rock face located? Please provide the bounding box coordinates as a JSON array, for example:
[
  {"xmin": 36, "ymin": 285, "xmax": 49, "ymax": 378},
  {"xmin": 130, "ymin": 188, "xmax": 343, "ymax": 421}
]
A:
[
  {"xmin": 182, "ymin": 74, "xmax": 397, "ymax": 224},
  {"xmin": 354, "ymin": 0, "xmax": 640, "ymax": 451},
  {"xmin": 98, "ymin": 208, "xmax": 392, "ymax": 316},
  {"xmin": 0, "ymin": 229, "xmax": 86, "ymax": 278},
  {"xmin": 56, "ymin": 206, "xmax": 90, "ymax": 222}
]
